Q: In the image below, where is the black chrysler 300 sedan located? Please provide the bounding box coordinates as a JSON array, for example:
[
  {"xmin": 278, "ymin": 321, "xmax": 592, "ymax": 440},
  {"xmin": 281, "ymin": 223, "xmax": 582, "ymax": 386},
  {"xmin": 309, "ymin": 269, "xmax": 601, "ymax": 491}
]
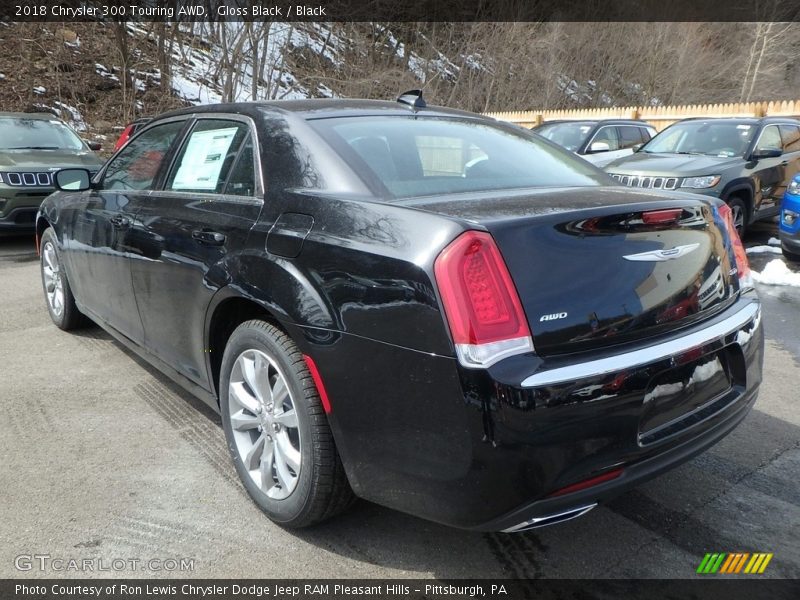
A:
[{"xmin": 36, "ymin": 96, "xmax": 763, "ymax": 532}]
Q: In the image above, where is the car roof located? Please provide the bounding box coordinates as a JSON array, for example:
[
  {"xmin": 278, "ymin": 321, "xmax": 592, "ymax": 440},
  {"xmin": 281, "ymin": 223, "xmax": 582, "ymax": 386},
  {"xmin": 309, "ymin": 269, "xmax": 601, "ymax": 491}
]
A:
[
  {"xmin": 676, "ymin": 116, "xmax": 800, "ymax": 125},
  {"xmin": 153, "ymin": 99, "xmax": 486, "ymax": 123},
  {"xmin": 0, "ymin": 112, "xmax": 62, "ymax": 120},
  {"xmin": 536, "ymin": 119, "xmax": 650, "ymax": 127}
]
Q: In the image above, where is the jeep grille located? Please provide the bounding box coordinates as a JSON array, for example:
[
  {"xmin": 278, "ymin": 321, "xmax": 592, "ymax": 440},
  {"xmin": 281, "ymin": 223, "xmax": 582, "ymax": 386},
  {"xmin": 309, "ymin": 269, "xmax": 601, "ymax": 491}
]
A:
[{"xmin": 609, "ymin": 173, "xmax": 679, "ymax": 190}]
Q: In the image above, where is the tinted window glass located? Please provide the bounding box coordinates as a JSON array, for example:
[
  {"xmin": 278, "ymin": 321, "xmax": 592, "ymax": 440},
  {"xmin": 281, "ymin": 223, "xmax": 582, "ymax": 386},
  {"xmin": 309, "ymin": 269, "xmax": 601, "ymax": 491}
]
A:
[
  {"xmin": 223, "ymin": 136, "xmax": 257, "ymax": 196},
  {"xmin": 640, "ymin": 127, "xmax": 655, "ymax": 142},
  {"xmin": 643, "ymin": 121, "xmax": 756, "ymax": 157},
  {"xmin": 0, "ymin": 117, "xmax": 84, "ymax": 150},
  {"xmin": 591, "ymin": 126, "xmax": 619, "ymax": 151},
  {"xmin": 618, "ymin": 126, "xmax": 643, "ymax": 149},
  {"xmin": 102, "ymin": 120, "xmax": 185, "ymax": 191},
  {"xmin": 779, "ymin": 125, "xmax": 800, "ymax": 152},
  {"xmin": 534, "ymin": 122, "xmax": 595, "ymax": 152},
  {"xmin": 755, "ymin": 125, "xmax": 782, "ymax": 153},
  {"xmin": 311, "ymin": 116, "xmax": 606, "ymax": 199},
  {"xmin": 166, "ymin": 120, "xmax": 250, "ymax": 193}
]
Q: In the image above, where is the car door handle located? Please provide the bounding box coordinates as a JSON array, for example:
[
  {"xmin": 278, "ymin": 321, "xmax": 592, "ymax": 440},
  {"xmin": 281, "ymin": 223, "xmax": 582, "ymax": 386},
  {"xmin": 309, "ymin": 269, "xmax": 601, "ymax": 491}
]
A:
[
  {"xmin": 192, "ymin": 230, "xmax": 226, "ymax": 246},
  {"xmin": 110, "ymin": 216, "xmax": 130, "ymax": 229},
  {"xmin": 781, "ymin": 160, "xmax": 789, "ymax": 166}
]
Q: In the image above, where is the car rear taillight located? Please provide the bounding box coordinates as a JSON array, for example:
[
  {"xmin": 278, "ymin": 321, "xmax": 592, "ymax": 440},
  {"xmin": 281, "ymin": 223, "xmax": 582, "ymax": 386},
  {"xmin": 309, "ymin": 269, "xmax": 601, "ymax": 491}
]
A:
[
  {"xmin": 717, "ymin": 203, "xmax": 753, "ymax": 291},
  {"xmin": 434, "ymin": 230, "xmax": 533, "ymax": 368},
  {"xmin": 114, "ymin": 124, "xmax": 134, "ymax": 151}
]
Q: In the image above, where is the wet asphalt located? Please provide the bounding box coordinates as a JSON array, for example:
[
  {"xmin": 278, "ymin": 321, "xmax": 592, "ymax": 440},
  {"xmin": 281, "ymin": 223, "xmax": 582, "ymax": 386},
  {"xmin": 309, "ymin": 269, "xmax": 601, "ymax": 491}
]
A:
[{"xmin": 0, "ymin": 222, "xmax": 798, "ymax": 580}]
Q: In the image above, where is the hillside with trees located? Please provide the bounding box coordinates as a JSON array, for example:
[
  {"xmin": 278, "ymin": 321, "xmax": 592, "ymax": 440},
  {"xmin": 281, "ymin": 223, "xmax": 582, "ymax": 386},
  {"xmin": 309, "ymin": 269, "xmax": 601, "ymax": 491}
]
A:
[{"xmin": 1, "ymin": 20, "xmax": 799, "ymax": 151}]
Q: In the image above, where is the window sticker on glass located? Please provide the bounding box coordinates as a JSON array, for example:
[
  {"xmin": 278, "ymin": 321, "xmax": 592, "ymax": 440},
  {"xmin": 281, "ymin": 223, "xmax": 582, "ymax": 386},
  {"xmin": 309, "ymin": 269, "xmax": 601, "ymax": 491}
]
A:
[
  {"xmin": 736, "ymin": 125, "xmax": 752, "ymax": 130},
  {"xmin": 171, "ymin": 127, "xmax": 239, "ymax": 190}
]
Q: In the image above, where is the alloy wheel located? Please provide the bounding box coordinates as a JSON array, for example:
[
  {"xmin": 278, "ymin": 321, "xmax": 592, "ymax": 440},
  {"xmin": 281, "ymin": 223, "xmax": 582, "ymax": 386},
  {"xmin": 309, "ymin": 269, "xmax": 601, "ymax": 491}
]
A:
[
  {"xmin": 42, "ymin": 241, "xmax": 64, "ymax": 318},
  {"xmin": 228, "ymin": 349, "xmax": 301, "ymax": 499}
]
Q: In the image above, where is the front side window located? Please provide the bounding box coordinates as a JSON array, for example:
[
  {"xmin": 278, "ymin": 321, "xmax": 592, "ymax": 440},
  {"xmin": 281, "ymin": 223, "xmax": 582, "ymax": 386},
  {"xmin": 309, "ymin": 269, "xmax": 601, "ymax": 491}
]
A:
[
  {"xmin": 310, "ymin": 116, "xmax": 607, "ymax": 199},
  {"xmin": 642, "ymin": 121, "xmax": 756, "ymax": 157},
  {"xmin": 166, "ymin": 119, "xmax": 251, "ymax": 193},
  {"xmin": 590, "ymin": 126, "xmax": 620, "ymax": 151},
  {"xmin": 755, "ymin": 125, "xmax": 782, "ymax": 154},
  {"xmin": 102, "ymin": 120, "xmax": 185, "ymax": 191},
  {"xmin": 0, "ymin": 117, "xmax": 84, "ymax": 151}
]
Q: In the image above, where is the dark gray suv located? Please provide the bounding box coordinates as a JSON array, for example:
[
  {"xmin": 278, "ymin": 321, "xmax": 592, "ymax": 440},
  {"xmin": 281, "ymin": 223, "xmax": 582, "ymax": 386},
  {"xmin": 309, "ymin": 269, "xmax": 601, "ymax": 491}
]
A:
[{"xmin": 606, "ymin": 117, "xmax": 800, "ymax": 235}]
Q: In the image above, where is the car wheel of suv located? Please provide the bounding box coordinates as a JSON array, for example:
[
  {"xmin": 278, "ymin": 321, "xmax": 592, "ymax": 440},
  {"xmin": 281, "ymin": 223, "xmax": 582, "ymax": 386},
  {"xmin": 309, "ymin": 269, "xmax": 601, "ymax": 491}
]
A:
[
  {"xmin": 783, "ymin": 247, "xmax": 800, "ymax": 262},
  {"xmin": 726, "ymin": 196, "xmax": 748, "ymax": 238},
  {"xmin": 220, "ymin": 319, "xmax": 354, "ymax": 527},
  {"xmin": 39, "ymin": 228, "xmax": 87, "ymax": 331}
]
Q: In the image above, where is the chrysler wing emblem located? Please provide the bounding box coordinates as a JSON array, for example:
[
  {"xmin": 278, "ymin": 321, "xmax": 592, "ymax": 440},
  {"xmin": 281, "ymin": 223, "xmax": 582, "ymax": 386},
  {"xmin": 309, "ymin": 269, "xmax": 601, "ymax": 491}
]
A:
[{"xmin": 623, "ymin": 242, "xmax": 700, "ymax": 262}]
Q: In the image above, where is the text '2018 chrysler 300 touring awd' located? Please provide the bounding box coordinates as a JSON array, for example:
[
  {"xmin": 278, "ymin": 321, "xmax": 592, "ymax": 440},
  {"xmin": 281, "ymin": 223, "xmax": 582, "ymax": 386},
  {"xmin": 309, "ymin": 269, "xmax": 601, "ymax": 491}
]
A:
[{"xmin": 37, "ymin": 94, "xmax": 763, "ymax": 532}]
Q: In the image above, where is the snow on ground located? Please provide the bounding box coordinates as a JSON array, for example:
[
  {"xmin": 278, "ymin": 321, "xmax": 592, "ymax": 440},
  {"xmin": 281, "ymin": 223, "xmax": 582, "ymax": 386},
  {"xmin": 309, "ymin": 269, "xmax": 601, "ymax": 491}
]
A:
[
  {"xmin": 768, "ymin": 237, "xmax": 781, "ymax": 246},
  {"xmin": 752, "ymin": 259, "xmax": 800, "ymax": 287},
  {"xmin": 747, "ymin": 245, "xmax": 783, "ymax": 255},
  {"xmin": 53, "ymin": 100, "xmax": 87, "ymax": 131}
]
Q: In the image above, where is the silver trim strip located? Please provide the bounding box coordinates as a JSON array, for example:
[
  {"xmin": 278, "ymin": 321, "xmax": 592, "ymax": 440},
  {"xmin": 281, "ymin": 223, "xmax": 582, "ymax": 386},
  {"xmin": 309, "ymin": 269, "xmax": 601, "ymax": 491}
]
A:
[
  {"xmin": 502, "ymin": 503, "xmax": 597, "ymax": 533},
  {"xmin": 521, "ymin": 302, "xmax": 760, "ymax": 388}
]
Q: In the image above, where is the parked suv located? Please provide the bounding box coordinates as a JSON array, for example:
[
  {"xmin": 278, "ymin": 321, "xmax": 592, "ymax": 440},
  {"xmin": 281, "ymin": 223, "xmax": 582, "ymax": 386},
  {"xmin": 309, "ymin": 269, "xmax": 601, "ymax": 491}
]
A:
[
  {"xmin": 533, "ymin": 119, "xmax": 657, "ymax": 167},
  {"xmin": 606, "ymin": 117, "xmax": 800, "ymax": 236},
  {"xmin": 0, "ymin": 112, "xmax": 104, "ymax": 234}
]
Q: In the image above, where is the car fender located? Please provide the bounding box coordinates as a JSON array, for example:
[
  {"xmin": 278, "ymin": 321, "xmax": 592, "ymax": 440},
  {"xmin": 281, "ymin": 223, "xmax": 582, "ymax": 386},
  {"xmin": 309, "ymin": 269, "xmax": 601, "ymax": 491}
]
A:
[{"xmin": 720, "ymin": 179, "xmax": 756, "ymax": 219}]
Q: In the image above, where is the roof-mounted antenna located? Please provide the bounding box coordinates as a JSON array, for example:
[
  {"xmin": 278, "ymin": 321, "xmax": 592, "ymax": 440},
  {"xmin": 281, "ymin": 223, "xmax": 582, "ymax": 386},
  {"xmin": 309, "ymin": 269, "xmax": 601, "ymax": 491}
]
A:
[{"xmin": 396, "ymin": 89, "xmax": 426, "ymax": 110}]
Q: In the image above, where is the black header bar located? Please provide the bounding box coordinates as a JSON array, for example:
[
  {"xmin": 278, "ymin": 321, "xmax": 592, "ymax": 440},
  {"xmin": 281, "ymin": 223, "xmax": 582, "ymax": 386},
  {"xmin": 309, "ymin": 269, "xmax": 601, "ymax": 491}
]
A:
[{"xmin": 2, "ymin": 0, "xmax": 800, "ymax": 23}]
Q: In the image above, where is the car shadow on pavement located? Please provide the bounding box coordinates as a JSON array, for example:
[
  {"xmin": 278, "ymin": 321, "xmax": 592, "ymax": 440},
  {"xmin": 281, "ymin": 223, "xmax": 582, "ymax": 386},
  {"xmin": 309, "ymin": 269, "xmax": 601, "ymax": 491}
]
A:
[{"xmin": 81, "ymin": 322, "xmax": 800, "ymax": 579}]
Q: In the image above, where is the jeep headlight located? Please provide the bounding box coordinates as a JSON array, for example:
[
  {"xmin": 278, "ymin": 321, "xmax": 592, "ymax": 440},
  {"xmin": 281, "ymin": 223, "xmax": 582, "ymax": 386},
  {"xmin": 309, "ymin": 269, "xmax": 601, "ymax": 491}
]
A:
[
  {"xmin": 784, "ymin": 209, "xmax": 799, "ymax": 226},
  {"xmin": 681, "ymin": 175, "xmax": 721, "ymax": 189},
  {"xmin": 787, "ymin": 179, "xmax": 800, "ymax": 195}
]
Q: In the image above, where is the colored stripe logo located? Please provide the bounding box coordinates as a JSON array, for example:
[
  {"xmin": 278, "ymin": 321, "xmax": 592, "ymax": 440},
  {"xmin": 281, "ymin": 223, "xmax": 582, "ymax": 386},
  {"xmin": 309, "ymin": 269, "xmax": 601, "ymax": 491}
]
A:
[{"xmin": 697, "ymin": 552, "xmax": 773, "ymax": 574}]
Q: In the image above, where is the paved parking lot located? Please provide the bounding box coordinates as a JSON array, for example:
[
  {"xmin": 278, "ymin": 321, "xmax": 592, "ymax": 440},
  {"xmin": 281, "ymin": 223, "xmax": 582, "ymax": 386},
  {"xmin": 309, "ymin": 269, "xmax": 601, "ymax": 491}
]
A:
[{"xmin": 1, "ymin": 223, "xmax": 798, "ymax": 580}]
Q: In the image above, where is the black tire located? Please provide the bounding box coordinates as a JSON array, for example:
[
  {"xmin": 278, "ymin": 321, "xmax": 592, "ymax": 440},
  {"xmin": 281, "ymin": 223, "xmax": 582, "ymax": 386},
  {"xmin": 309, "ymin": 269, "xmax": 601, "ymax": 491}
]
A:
[
  {"xmin": 783, "ymin": 247, "xmax": 800, "ymax": 262},
  {"xmin": 726, "ymin": 196, "xmax": 749, "ymax": 238},
  {"xmin": 39, "ymin": 227, "xmax": 88, "ymax": 331},
  {"xmin": 220, "ymin": 319, "xmax": 354, "ymax": 527}
]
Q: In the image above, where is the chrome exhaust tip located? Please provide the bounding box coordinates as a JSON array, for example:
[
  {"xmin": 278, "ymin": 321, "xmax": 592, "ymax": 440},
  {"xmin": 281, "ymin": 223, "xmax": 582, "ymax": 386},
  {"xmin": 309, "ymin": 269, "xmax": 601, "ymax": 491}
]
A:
[{"xmin": 501, "ymin": 503, "xmax": 597, "ymax": 533}]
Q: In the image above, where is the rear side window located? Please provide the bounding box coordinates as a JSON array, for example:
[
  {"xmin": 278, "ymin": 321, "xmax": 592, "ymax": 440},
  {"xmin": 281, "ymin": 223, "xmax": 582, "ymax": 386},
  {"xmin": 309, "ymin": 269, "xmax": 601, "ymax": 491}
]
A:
[
  {"xmin": 166, "ymin": 119, "xmax": 251, "ymax": 193},
  {"xmin": 102, "ymin": 120, "xmax": 185, "ymax": 191},
  {"xmin": 310, "ymin": 116, "xmax": 606, "ymax": 199},
  {"xmin": 618, "ymin": 126, "xmax": 644, "ymax": 149},
  {"xmin": 779, "ymin": 125, "xmax": 800, "ymax": 152},
  {"xmin": 223, "ymin": 137, "xmax": 257, "ymax": 196}
]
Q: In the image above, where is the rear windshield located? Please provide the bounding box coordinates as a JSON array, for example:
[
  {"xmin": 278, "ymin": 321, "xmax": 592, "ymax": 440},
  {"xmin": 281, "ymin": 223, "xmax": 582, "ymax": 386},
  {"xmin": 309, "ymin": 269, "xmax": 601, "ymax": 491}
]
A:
[
  {"xmin": 310, "ymin": 116, "xmax": 606, "ymax": 199},
  {"xmin": 0, "ymin": 117, "xmax": 85, "ymax": 151},
  {"xmin": 534, "ymin": 122, "xmax": 595, "ymax": 151}
]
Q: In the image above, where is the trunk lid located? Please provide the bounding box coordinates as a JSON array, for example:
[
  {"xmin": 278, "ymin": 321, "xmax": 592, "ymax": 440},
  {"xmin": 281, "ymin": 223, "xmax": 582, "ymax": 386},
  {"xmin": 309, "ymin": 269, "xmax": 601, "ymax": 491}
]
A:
[{"xmin": 404, "ymin": 186, "xmax": 739, "ymax": 356}]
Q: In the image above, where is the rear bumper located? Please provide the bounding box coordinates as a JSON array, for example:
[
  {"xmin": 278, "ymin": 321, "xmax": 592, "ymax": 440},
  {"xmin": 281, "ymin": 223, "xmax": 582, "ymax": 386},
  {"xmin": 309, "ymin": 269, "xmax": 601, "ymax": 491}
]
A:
[
  {"xmin": 485, "ymin": 382, "xmax": 758, "ymax": 532},
  {"xmin": 309, "ymin": 293, "xmax": 763, "ymax": 531}
]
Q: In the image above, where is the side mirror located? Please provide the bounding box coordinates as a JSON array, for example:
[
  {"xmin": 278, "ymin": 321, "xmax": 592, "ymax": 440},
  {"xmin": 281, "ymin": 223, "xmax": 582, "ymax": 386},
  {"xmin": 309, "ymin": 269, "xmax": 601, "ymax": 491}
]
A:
[
  {"xmin": 632, "ymin": 143, "xmax": 644, "ymax": 152},
  {"xmin": 86, "ymin": 141, "xmax": 102, "ymax": 152},
  {"xmin": 751, "ymin": 148, "xmax": 782, "ymax": 160},
  {"xmin": 55, "ymin": 168, "xmax": 92, "ymax": 191},
  {"xmin": 589, "ymin": 141, "xmax": 610, "ymax": 153}
]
